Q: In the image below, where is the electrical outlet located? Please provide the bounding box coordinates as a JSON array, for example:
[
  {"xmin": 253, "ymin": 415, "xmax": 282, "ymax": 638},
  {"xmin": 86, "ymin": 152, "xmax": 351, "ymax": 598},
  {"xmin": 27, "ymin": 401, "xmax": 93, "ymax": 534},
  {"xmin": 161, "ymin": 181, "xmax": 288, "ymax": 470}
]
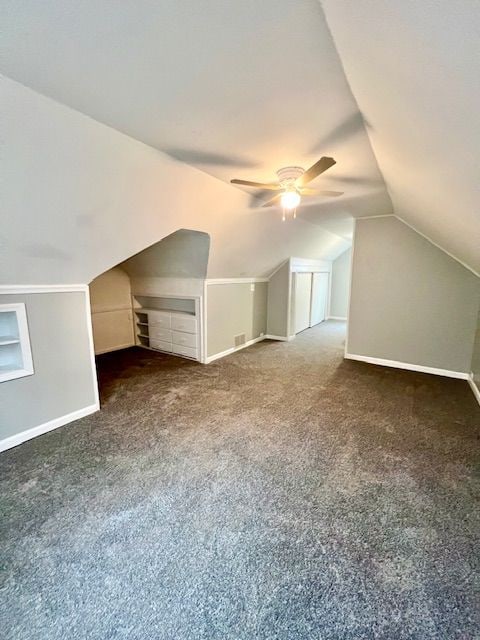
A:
[{"xmin": 250, "ymin": 283, "xmax": 255, "ymax": 292}]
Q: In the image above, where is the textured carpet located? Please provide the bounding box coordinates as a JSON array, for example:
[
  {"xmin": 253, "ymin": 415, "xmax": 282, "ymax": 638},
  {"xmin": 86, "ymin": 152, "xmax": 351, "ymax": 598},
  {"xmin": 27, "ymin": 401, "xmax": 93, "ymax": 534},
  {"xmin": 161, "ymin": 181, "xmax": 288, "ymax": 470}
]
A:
[{"xmin": 1, "ymin": 321, "xmax": 479, "ymax": 639}]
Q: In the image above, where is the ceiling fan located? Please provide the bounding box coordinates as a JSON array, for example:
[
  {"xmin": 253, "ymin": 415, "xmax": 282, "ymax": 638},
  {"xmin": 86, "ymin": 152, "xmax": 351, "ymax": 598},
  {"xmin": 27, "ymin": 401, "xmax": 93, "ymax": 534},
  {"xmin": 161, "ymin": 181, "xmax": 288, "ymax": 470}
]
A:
[{"xmin": 231, "ymin": 157, "xmax": 343, "ymax": 220}]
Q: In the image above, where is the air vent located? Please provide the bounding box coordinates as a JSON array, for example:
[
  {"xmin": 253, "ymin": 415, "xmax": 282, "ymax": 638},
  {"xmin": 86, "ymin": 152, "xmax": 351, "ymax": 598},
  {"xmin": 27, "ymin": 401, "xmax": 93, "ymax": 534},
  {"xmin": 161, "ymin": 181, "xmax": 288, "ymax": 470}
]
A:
[{"xmin": 234, "ymin": 333, "xmax": 246, "ymax": 347}]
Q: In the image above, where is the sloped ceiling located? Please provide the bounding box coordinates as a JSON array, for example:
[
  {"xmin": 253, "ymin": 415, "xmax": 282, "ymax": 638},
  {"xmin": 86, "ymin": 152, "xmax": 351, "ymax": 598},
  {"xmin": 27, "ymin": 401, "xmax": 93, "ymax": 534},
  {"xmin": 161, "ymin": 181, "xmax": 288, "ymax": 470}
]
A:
[
  {"xmin": 322, "ymin": 0, "xmax": 480, "ymax": 276},
  {"xmin": 1, "ymin": 76, "xmax": 352, "ymax": 283},
  {"xmin": 3, "ymin": 1, "xmax": 476, "ymax": 278},
  {"xmin": 1, "ymin": 1, "xmax": 390, "ymax": 218}
]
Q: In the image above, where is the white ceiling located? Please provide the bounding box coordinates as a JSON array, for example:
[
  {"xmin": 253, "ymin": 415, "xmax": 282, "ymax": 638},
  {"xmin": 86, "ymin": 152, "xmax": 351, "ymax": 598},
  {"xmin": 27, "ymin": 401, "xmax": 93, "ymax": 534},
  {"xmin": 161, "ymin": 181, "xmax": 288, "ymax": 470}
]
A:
[
  {"xmin": 1, "ymin": 76, "xmax": 352, "ymax": 283},
  {"xmin": 322, "ymin": 0, "xmax": 480, "ymax": 276},
  {"xmin": 1, "ymin": 0, "xmax": 477, "ymax": 275},
  {"xmin": 1, "ymin": 0, "xmax": 390, "ymax": 220}
]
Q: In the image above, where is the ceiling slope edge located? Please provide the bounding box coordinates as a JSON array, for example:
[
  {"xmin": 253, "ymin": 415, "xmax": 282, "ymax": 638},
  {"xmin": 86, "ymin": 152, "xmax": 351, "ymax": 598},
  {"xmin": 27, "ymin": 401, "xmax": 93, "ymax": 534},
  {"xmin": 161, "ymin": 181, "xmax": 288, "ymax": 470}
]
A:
[
  {"xmin": 319, "ymin": 0, "xmax": 479, "ymax": 278},
  {"xmin": 2, "ymin": 73, "xmax": 254, "ymax": 201}
]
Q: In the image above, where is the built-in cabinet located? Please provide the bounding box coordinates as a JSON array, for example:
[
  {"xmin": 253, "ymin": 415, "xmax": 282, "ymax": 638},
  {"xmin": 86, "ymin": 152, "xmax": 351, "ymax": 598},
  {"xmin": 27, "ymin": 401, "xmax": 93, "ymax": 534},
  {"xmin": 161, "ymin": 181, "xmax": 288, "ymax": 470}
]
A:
[{"xmin": 133, "ymin": 295, "xmax": 201, "ymax": 362}]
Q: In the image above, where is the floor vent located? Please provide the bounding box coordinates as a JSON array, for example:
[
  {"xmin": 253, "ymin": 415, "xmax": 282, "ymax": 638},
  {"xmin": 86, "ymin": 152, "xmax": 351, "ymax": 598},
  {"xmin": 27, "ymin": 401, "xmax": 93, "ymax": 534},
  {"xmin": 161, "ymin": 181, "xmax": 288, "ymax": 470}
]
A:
[{"xmin": 234, "ymin": 333, "xmax": 246, "ymax": 347}]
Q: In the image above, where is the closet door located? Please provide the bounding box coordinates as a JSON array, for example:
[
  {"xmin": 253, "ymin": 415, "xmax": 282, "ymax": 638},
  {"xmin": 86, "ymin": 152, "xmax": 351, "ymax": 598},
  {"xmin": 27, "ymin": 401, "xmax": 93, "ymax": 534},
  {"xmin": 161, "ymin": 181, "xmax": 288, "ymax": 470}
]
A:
[
  {"xmin": 293, "ymin": 273, "xmax": 313, "ymax": 334},
  {"xmin": 310, "ymin": 272, "xmax": 329, "ymax": 327}
]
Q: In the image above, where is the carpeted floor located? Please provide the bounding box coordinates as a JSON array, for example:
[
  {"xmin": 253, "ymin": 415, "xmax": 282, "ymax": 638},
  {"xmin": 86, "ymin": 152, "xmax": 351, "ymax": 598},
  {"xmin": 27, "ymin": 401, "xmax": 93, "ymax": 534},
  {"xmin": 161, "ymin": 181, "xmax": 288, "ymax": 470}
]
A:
[{"xmin": 1, "ymin": 321, "xmax": 479, "ymax": 639}]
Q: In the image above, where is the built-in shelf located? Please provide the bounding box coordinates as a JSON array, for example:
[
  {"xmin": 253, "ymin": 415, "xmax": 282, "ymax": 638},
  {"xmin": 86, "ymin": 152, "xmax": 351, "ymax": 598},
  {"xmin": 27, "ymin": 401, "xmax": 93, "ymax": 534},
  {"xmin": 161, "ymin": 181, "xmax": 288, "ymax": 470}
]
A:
[
  {"xmin": 132, "ymin": 294, "xmax": 201, "ymax": 362},
  {"xmin": 0, "ymin": 304, "xmax": 34, "ymax": 383},
  {"xmin": 135, "ymin": 307, "xmax": 195, "ymax": 317}
]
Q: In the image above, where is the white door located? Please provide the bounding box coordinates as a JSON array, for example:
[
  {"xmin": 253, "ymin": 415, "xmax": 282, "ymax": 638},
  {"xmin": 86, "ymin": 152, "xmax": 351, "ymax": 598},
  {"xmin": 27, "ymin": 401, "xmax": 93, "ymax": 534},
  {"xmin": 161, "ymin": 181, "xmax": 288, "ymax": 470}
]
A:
[
  {"xmin": 293, "ymin": 273, "xmax": 313, "ymax": 334},
  {"xmin": 310, "ymin": 272, "xmax": 329, "ymax": 327}
]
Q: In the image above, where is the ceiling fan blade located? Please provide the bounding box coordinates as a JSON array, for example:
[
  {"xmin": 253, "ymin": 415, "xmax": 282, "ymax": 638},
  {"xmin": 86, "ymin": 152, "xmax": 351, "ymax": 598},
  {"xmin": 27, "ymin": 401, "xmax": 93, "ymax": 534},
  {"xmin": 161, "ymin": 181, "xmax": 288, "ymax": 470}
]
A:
[
  {"xmin": 262, "ymin": 194, "xmax": 282, "ymax": 207},
  {"xmin": 297, "ymin": 157, "xmax": 336, "ymax": 187},
  {"xmin": 301, "ymin": 188, "xmax": 344, "ymax": 197},
  {"xmin": 231, "ymin": 179, "xmax": 281, "ymax": 190}
]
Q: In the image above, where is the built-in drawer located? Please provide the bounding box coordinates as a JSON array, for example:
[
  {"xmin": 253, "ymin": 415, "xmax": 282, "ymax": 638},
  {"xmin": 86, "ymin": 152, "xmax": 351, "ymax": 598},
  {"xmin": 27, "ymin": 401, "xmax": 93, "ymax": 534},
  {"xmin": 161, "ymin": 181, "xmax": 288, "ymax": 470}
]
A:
[
  {"xmin": 149, "ymin": 326, "xmax": 172, "ymax": 342},
  {"xmin": 172, "ymin": 343, "xmax": 197, "ymax": 359},
  {"xmin": 171, "ymin": 313, "xmax": 197, "ymax": 334},
  {"xmin": 171, "ymin": 330, "xmax": 196, "ymax": 349},
  {"xmin": 150, "ymin": 339, "xmax": 173, "ymax": 352},
  {"xmin": 147, "ymin": 310, "xmax": 171, "ymax": 328}
]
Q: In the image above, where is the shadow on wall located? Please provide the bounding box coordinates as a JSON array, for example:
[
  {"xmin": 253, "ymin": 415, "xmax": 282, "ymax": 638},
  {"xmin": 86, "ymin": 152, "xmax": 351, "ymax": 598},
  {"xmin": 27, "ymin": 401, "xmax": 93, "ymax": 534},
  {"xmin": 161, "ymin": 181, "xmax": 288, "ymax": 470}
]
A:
[{"xmin": 119, "ymin": 229, "xmax": 210, "ymax": 279}]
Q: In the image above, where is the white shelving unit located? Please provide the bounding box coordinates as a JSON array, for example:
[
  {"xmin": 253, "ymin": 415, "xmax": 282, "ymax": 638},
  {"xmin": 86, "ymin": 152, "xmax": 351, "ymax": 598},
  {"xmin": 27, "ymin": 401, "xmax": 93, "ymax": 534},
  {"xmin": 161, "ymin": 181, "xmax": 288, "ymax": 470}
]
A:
[
  {"xmin": 132, "ymin": 295, "xmax": 201, "ymax": 362},
  {"xmin": 0, "ymin": 303, "xmax": 34, "ymax": 382}
]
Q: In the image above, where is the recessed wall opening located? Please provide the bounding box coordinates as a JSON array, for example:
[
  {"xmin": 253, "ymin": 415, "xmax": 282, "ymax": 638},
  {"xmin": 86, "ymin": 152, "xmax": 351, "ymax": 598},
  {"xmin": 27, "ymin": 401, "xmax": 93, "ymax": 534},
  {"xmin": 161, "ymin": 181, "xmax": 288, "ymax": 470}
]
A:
[{"xmin": 89, "ymin": 229, "xmax": 210, "ymax": 402}]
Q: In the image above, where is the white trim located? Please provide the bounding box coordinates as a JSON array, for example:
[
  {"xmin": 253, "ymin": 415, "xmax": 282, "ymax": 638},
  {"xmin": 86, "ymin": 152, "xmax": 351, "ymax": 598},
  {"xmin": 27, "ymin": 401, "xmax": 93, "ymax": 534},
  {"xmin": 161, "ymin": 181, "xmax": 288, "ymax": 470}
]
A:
[
  {"xmin": 0, "ymin": 403, "xmax": 99, "ymax": 453},
  {"xmin": 83, "ymin": 286, "xmax": 100, "ymax": 408},
  {"xmin": 205, "ymin": 278, "xmax": 269, "ymax": 285},
  {"xmin": 132, "ymin": 291, "xmax": 202, "ymax": 301},
  {"xmin": 205, "ymin": 336, "xmax": 265, "ymax": 364},
  {"xmin": 0, "ymin": 284, "xmax": 88, "ymax": 294},
  {"xmin": 327, "ymin": 316, "xmax": 347, "ymax": 321},
  {"xmin": 264, "ymin": 334, "xmax": 293, "ymax": 341},
  {"xmin": 286, "ymin": 259, "xmax": 293, "ymax": 337},
  {"xmin": 326, "ymin": 266, "xmax": 332, "ymax": 319},
  {"xmin": 394, "ymin": 215, "xmax": 479, "ymax": 279},
  {"xmin": 205, "ymin": 347, "xmax": 235, "ymax": 363},
  {"xmin": 468, "ymin": 374, "xmax": 480, "ymax": 406},
  {"xmin": 0, "ymin": 286, "xmax": 100, "ymax": 408},
  {"xmin": 290, "ymin": 257, "xmax": 331, "ymax": 274},
  {"xmin": 202, "ymin": 280, "xmax": 208, "ymax": 363},
  {"xmin": 354, "ymin": 216, "xmax": 479, "ymax": 279},
  {"xmin": 345, "ymin": 352, "xmax": 469, "ymax": 380}
]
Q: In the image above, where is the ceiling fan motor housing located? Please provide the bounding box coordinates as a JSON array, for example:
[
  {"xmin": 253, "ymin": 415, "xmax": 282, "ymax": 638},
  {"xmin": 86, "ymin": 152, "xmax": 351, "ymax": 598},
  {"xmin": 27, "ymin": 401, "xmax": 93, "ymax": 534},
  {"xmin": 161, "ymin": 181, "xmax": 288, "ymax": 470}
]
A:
[{"xmin": 277, "ymin": 166, "xmax": 304, "ymax": 188}]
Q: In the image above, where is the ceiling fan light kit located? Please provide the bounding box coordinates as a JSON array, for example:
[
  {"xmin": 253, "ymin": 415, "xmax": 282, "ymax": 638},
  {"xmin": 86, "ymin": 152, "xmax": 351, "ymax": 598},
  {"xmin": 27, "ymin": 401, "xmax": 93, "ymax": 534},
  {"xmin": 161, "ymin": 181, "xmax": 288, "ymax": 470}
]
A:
[{"xmin": 231, "ymin": 157, "xmax": 343, "ymax": 219}]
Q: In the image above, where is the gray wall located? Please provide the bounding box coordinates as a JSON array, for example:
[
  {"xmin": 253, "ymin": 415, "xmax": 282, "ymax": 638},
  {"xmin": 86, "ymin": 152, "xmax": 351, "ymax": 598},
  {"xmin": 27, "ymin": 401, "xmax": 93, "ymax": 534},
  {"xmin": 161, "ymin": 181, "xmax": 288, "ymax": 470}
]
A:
[
  {"xmin": 267, "ymin": 262, "xmax": 291, "ymax": 338},
  {"xmin": 471, "ymin": 311, "xmax": 480, "ymax": 386},
  {"xmin": 122, "ymin": 229, "xmax": 210, "ymax": 279},
  {"xmin": 348, "ymin": 217, "xmax": 480, "ymax": 373},
  {"xmin": 330, "ymin": 248, "xmax": 352, "ymax": 318},
  {"xmin": 207, "ymin": 282, "xmax": 268, "ymax": 357},
  {"xmin": 0, "ymin": 292, "xmax": 97, "ymax": 441}
]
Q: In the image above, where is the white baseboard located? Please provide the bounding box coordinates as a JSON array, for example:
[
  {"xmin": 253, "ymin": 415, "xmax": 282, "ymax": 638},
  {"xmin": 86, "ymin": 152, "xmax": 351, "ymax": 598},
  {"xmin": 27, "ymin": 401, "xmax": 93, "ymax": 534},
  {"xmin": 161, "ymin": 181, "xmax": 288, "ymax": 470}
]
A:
[
  {"xmin": 327, "ymin": 316, "xmax": 347, "ymax": 321},
  {"xmin": 345, "ymin": 353, "xmax": 469, "ymax": 380},
  {"xmin": 0, "ymin": 403, "xmax": 99, "ymax": 453},
  {"xmin": 205, "ymin": 336, "xmax": 265, "ymax": 363},
  {"xmin": 264, "ymin": 334, "xmax": 293, "ymax": 341},
  {"xmin": 468, "ymin": 374, "xmax": 480, "ymax": 406}
]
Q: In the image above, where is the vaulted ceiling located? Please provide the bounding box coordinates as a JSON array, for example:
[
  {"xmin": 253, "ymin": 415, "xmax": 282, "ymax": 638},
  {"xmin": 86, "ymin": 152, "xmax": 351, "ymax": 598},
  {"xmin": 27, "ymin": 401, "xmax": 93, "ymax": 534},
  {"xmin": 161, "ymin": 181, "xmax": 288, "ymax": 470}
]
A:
[
  {"xmin": 1, "ymin": 0, "xmax": 478, "ymax": 277},
  {"xmin": 322, "ymin": 0, "xmax": 480, "ymax": 275}
]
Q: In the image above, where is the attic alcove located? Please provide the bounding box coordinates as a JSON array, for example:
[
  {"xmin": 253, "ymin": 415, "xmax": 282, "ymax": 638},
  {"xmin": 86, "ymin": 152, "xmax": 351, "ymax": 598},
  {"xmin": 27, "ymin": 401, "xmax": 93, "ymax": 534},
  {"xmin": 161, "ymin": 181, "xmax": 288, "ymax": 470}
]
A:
[
  {"xmin": 89, "ymin": 225, "xmax": 352, "ymax": 396},
  {"xmin": 89, "ymin": 229, "xmax": 210, "ymax": 381}
]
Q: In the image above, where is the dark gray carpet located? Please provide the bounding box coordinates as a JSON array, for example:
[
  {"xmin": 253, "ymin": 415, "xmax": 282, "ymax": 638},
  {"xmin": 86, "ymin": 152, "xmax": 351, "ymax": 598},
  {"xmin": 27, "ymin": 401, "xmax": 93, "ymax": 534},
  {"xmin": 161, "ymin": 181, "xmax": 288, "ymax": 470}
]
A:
[{"xmin": 1, "ymin": 321, "xmax": 479, "ymax": 639}]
